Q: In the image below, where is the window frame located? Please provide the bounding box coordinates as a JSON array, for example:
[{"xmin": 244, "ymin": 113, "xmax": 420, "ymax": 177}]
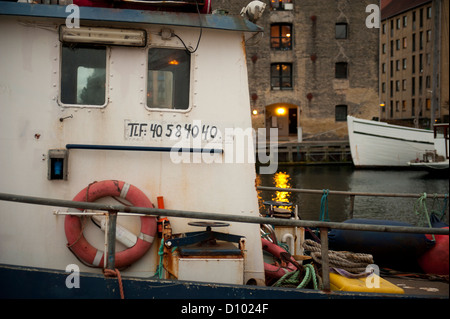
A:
[
  {"xmin": 145, "ymin": 47, "xmax": 192, "ymax": 112},
  {"xmin": 335, "ymin": 22, "xmax": 348, "ymax": 39},
  {"xmin": 270, "ymin": 63, "xmax": 293, "ymax": 91},
  {"xmin": 335, "ymin": 62, "xmax": 348, "ymax": 79},
  {"xmin": 335, "ymin": 105, "xmax": 348, "ymax": 122},
  {"xmin": 270, "ymin": 23, "xmax": 293, "ymax": 51},
  {"xmin": 59, "ymin": 43, "xmax": 109, "ymax": 108},
  {"xmin": 270, "ymin": 0, "xmax": 293, "ymax": 11}
]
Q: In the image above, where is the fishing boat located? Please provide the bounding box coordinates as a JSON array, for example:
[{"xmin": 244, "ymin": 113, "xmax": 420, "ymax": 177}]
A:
[
  {"xmin": 0, "ymin": 0, "xmax": 268, "ymax": 296},
  {"xmin": 0, "ymin": 1, "xmax": 448, "ymax": 303},
  {"xmin": 347, "ymin": 116, "xmax": 436, "ymax": 168}
]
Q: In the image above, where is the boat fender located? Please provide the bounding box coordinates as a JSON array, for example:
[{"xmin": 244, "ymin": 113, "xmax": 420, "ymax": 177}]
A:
[
  {"xmin": 65, "ymin": 180, "xmax": 157, "ymax": 268},
  {"xmin": 418, "ymin": 227, "xmax": 449, "ymax": 275},
  {"xmin": 328, "ymin": 219, "xmax": 434, "ymax": 272},
  {"xmin": 262, "ymin": 238, "xmax": 297, "ymax": 282}
]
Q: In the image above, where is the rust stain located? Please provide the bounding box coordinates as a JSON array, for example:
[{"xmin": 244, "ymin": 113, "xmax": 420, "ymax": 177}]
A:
[{"xmin": 241, "ymin": 34, "xmax": 247, "ymax": 60}]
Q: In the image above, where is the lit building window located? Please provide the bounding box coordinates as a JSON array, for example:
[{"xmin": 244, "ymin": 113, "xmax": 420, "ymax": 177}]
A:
[
  {"xmin": 271, "ymin": 23, "xmax": 292, "ymax": 50},
  {"xmin": 271, "ymin": 63, "xmax": 293, "ymax": 90},
  {"xmin": 270, "ymin": 0, "xmax": 293, "ymax": 10}
]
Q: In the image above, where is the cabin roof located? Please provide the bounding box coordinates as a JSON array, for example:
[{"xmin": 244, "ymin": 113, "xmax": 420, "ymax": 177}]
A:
[{"xmin": 0, "ymin": 2, "xmax": 263, "ymax": 33}]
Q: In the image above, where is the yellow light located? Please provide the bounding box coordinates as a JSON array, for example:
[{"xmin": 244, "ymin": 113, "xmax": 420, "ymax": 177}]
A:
[
  {"xmin": 286, "ymin": 33, "xmax": 291, "ymax": 38},
  {"xmin": 272, "ymin": 172, "xmax": 291, "ymax": 203},
  {"xmin": 380, "ymin": 103, "xmax": 385, "ymax": 107},
  {"xmin": 252, "ymin": 109, "xmax": 258, "ymax": 115},
  {"xmin": 169, "ymin": 60, "xmax": 179, "ymax": 65},
  {"xmin": 276, "ymin": 107, "xmax": 287, "ymax": 116}
]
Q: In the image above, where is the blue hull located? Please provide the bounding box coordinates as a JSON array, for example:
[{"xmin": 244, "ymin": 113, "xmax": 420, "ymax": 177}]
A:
[{"xmin": 0, "ymin": 263, "xmax": 430, "ymax": 300}]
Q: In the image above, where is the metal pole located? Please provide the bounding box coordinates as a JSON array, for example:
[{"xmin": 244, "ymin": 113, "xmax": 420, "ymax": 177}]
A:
[
  {"xmin": 0, "ymin": 192, "xmax": 448, "ymax": 235},
  {"xmin": 430, "ymin": 0, "xmax": 441, "ymax": 126},
  {"xmin": 257, "ymin": 186, "xmax": 449, "ymax": 199},
  {"xmin": 349, "ymin": 195, "xmax": 355, "ymax": 219},
  {"xmin": 105, "ymin": 211, "xmax": 118, "ymax": 270},
  {"xmin": 320, "ymin": 228, "xmax": 330, "ymax": 292}
]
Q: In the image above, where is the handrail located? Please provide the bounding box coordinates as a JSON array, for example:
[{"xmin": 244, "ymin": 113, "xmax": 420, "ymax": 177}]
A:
[
  {"xmin": 0, "ymin": 191, "xmax": 448, "ymax": 291},
  {"xmin": 0, "ymin": 192, "xmax": 448, "ymax": 235},
  {"xmin": 257, "ymin": 186, "xmax": 449, "ymax": 198},
  {"xmin": 257, "ymin": 186, "xmax": 449, "ymax": 219}
]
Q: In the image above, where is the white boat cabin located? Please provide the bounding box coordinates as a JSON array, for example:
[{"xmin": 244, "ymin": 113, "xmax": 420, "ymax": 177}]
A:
[{"xmin": 0, "ymin": 1, "xmax": 267, "ymax": 286}]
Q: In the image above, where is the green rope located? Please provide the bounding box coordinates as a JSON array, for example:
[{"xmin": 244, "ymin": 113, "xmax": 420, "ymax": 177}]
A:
[
  {"xmin": 277, "ymin": 241, "xmax": 290, "ymax": 253},
  {"xmin": 261, "ymin": 232, "xmax": 271, "ymax": 240},
  {"xmin": 297, "ymin": 264, "xmax": 318, "ymax": 289},
  {"xmin": 414, "ymin": 193, "xmax": 435, "ymax": 241},
  {"xmin": 297, "ymin": 266, "xmax": 311, "ymax": 289},
  {"xmin": 273, "ymin": 269, "xmax": 301, "ymax": 287},
  {"xmin": 319, "ymin": 189, "xmax": 330, "ymax": 222},
  {"xmin": 154, "ymin": 239, "xmax": 165, "ymax": 279},
  {"xmin": 273, "ymin": 264, "xmax": 320, "ymax": 290}
]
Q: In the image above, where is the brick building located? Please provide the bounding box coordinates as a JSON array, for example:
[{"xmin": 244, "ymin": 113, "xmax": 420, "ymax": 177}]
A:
[
  {"xmin": 379, "ymin": 0, "xmax": 449, "ymax": 127},
  {"xmin": 213, "ymin": 0, "xmax": 380, "ymax": 141}
]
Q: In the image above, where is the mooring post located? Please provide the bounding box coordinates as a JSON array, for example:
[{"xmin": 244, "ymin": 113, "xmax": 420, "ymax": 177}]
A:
[
  {"xmin": 105, "ymin": 211, "xmax": 118, "ymax": 270},
  {"xmin": 320, "ymin": 227, "xmax": 331, "ymax": 291}
]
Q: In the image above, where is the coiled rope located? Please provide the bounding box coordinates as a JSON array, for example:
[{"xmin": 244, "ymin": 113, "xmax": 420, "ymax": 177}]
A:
[{"xmin": 302, "ymin": 239, "xmax": 374, "ymax": 274}]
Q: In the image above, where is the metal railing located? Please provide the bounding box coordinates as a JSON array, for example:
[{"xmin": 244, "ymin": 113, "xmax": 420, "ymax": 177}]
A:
[
  {"xmin": 0, "ymin": 191, "xmax": 448, "ymax": 291},
  {"xmin": 257, "ymin": 186, "xmax": 449, "ymax": 219}
]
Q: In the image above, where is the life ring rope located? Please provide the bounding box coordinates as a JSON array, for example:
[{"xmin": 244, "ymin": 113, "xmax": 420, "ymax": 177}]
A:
[{"xmin": 65, "ymin": 180, "xmax": 157, "ymax": 269}]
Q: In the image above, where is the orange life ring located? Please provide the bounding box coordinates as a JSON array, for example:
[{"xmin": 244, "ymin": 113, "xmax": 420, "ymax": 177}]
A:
[
  {"xmin": 262, "ymin": 238, "xmax": 297, "ymax": 282},
  {"xmin": 65, "ymin": 180, "xmax": 157, "ymax": 268}
]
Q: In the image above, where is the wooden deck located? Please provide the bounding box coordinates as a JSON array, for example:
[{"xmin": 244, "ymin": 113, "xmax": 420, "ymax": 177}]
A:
[{"xmin": 257, "ymin": 140, "xmax": 352, "ymax": 164}]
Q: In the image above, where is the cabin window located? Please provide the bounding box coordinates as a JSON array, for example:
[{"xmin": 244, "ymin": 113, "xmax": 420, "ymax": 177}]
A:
[
  {"xmin": 60, "ymin": 44, "xmax": 107, "ymax": 106},
  {"xmin": 147, "ymin": 48, "xmax": 190, "ymax": 110}
]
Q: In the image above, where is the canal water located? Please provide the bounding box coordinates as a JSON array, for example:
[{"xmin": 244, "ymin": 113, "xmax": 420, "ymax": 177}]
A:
[{"xmin": 257, "ymin": 165, "xmax": 449, "ymax": 227}]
